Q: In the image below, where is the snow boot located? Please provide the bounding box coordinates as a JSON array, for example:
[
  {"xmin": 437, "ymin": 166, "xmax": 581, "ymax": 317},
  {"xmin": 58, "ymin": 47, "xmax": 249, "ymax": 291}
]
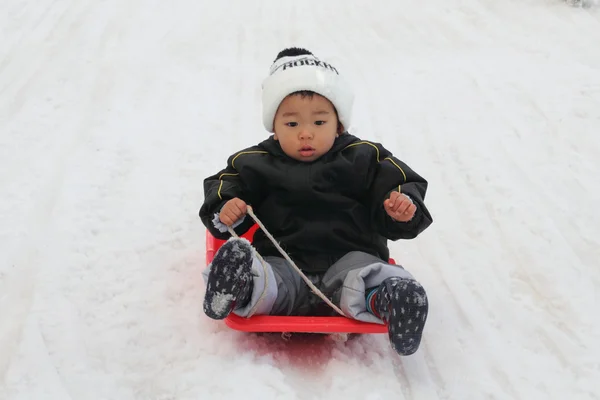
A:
[
  {"xmin": 367, "ymin": 277, "xmax": 429, "ymax": 356},
  {"xmin": 203, "ymin": 238, "xmax": 254, "ymax": 320}
]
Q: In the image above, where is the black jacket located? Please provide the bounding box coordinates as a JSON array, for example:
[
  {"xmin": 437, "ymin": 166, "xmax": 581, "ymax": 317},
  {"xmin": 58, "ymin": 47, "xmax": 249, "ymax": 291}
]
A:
[{"xmin": 199, "ymin": 133, "xmax": 433, "ymax": 273}]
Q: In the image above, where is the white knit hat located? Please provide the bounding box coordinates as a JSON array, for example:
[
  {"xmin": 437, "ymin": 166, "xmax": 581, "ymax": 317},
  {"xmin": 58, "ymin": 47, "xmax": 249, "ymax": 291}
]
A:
[{"xmin": 261, "ymin": 48, "xmax": 354, "ymax": 133}]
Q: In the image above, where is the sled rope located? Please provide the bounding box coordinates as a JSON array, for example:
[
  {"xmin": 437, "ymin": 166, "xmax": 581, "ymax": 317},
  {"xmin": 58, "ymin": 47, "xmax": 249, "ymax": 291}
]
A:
[{"xmin": 227, "ymin": 206, "xmax": 346, "ymax": 317}]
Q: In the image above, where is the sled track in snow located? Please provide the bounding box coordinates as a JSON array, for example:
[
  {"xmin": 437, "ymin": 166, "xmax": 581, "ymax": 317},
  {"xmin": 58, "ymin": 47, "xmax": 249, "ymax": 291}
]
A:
[{"xmin": 0, "ymin": 0, "xmax": 91, "ymax": 388}]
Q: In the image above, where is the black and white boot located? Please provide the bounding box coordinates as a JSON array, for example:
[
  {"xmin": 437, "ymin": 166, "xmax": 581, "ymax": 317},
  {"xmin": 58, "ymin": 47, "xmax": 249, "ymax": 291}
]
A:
[
  {"xmin": 203, "ymin": 238, "xmax": 254, "ymax": 320},
  {"xmin": 368, "ymin": 277, "xmax": 429, "ymax": 356}
]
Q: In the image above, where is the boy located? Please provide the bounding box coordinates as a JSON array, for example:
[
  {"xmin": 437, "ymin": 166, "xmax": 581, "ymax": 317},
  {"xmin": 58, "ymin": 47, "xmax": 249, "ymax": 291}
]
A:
[{"xmin": 199, "ymin": 48, "xmax": 433, "ymax": 356}]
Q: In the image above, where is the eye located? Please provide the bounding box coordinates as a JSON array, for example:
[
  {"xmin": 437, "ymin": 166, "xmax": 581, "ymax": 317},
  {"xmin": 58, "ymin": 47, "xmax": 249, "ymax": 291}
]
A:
[
  {"xmin": 285, "ymin": 122, "xmax": 298, "ymax": 127},
  {"xmin": 315, "ymin": 120, "xmax": 327, "ymax": 126}
]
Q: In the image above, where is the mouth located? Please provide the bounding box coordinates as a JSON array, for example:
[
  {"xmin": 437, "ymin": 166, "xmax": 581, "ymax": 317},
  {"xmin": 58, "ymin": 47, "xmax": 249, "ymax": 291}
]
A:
[{"xmin": 299, "ymin": 145, "xmax": 316, "ymax": 157}]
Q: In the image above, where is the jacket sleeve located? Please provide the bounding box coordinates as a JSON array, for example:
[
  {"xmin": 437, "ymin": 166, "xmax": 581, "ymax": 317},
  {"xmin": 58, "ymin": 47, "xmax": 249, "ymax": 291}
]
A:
[
  {"xmin": 198, "ymin": 155, "xmax": 257, "ymax": 240},
  {"xmin": 367, "ymin": 143, "xmax": 433, "ymax": 240}
]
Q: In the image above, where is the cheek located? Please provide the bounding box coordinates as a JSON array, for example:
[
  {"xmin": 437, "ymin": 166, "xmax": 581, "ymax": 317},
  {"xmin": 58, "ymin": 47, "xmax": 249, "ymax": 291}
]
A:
[{"xmin": 279, "ymin": 135, "xmax": 297, "ymax": 148}]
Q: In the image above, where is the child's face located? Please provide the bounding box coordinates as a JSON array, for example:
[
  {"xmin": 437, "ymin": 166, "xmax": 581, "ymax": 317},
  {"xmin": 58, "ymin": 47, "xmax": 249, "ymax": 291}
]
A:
[{"xmin": 272, "ymin": 93, "xmax": 340, "ymax": 162}]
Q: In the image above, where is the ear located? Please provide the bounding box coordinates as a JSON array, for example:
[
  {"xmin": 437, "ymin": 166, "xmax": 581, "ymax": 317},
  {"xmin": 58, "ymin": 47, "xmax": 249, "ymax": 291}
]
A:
[
  {"xmin": 273, "ymin": 132, "xmax": 279, "ymax": 141},
  {"xmin": 337, "ymin": 123, "xmax": 345, "ymax": 134}
]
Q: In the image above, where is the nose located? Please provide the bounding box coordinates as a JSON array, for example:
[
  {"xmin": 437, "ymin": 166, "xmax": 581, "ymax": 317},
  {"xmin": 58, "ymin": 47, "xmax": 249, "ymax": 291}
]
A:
[{"xmin": 298, "ymin": 128, "xmax": 313, "ymax": 140}]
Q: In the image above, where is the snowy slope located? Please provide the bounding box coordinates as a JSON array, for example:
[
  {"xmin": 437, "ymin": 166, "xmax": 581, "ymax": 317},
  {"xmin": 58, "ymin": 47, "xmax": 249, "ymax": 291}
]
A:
[{"xmin": 1, "ymin": 0, "xmax": 599, "ymax": 399}]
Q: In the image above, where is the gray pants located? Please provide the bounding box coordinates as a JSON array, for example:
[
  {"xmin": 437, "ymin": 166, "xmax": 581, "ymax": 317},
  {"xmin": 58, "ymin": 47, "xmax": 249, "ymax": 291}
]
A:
[{"xmin": 203, "ymin": 250, "xmax": 416, "ymax": 324}]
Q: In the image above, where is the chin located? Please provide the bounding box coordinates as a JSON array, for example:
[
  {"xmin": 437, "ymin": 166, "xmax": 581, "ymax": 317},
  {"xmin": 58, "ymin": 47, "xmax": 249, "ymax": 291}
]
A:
[{"xmin": 295, "ymin": 153, "xmax": 321, "ymax": 162}]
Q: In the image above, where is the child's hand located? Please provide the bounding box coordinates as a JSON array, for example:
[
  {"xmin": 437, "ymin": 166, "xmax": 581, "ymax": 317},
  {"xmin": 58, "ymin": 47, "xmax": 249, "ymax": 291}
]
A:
[
  {"xmin": 220, "ymin": 198, "xmax": 248, "ymax": 226},
  {"xmin": 384, "ymin": 191, "xmax": 416, "ymax": 222}
]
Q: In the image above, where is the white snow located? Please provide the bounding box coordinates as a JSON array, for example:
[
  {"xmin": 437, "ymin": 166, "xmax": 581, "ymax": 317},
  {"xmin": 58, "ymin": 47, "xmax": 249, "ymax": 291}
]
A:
[
  {"xmin": 1, "ymin": 0, "xmax": 599, "ymax": 398},
  {"xmin": 210, "ymin": 293, "xmax": 235, "ymax": 316}
]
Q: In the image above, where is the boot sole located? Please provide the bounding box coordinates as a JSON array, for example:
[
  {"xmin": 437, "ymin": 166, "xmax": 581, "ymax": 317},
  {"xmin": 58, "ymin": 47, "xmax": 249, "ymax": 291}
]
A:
[
  {"xmin": 203, "ymin": 238, "xmax": 253, "ymax": 320},
  {"xmin": 387, "ymin": 279, "xmax": 429, "ymax": 356}
]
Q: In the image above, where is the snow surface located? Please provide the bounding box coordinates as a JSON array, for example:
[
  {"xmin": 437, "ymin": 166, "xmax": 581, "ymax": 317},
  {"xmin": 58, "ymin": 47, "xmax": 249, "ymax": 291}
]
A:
[{"xmin": 1, "ymin": 0, "xmax": 600, "ymax": 398}]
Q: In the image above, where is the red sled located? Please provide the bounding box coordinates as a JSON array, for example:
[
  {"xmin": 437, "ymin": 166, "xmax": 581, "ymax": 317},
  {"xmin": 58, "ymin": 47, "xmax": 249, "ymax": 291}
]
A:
[{"xmin": 205, "ymin": 225, "xmax": 389, "ymax": 334}]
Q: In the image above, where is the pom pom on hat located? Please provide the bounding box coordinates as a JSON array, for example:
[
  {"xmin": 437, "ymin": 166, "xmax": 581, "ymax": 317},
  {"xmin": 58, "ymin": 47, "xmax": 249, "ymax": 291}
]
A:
[{"xmin": 261, "ymin": 47, "xmax": 354, "ymax": 133}]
